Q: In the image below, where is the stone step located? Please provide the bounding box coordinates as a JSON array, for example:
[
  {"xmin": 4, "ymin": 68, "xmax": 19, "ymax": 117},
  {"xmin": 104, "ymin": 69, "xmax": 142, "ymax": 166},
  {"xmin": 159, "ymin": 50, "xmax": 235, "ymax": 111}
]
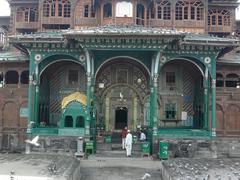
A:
[
  {"xmin": 95, "ymin": 150, "xmax": 142, "ymax": 158},
  {"xmin": 194, "ymin": 151, "xmax": 212, "ymax": 158}
]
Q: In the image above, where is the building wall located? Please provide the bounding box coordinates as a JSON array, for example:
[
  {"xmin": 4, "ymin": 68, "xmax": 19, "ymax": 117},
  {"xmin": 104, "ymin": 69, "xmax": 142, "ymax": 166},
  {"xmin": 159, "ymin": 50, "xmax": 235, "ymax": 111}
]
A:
[
  {"xmin": 216, "ymin": 64, "xmax": 240, "ymax": 136},
  {"xmin": 0, "ymin": 61, "xmax": 28, "ymax": 151},
  {"xmin": 9, "ymin": 0, "xmax": 238, "ymax": 35}
]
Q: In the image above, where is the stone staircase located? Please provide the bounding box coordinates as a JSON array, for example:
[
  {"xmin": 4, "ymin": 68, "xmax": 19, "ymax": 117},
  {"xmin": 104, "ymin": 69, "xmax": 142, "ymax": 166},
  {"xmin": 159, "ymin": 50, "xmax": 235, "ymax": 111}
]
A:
[
  {"xmin": 96, "ymin": 132, "xmax": 142, "ymax": 157},
  {"xmin": 96, "ymin": 142, "xmax": 142, "ymax": 157}
]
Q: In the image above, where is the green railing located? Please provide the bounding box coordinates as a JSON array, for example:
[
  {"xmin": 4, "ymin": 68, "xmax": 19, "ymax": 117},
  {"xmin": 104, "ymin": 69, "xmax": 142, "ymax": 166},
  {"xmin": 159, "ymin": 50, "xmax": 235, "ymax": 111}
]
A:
[
  {"xmin": 31, "ymin": 127, "xmax": 59, "ymax": 135},
  {"xmin": 158, "ymin": 128, "xmax": 211, "ymax": 139}
]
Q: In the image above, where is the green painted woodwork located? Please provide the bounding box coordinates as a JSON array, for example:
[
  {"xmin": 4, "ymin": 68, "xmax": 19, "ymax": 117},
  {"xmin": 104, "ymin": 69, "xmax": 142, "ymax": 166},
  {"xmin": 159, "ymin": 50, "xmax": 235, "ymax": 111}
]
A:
[
  {"xmin": 38, "ymin": 53, "xmax": 85, "ymax": 74},
  {"xmin": 27, "ymin": 52, "xmax": 36, "ymax": 134},
  {"xmin": 211, "ymin": 59, "xmax": 217, "ymax": 137},
  {"xmin": 34, "ymin": 85, "xmax": 40, "ymax": 126},
  {"xmin": 31, "ymin": 128, "xmax": 59, "ymax": 135},
  {"xmin": 203, "ymin": 68, "xmax": 210, "ymax": 129},
  {"xmin": 193, "ymin": 79, "xmax": 204, "ymax": 128},
  {"xmin": 93, "ymin": 50, "xmax": 153, "ymax": 75},
  {"xmin": 58, "ymin": 128, "xmax": 85, "ymax": 136},
  {"xmin": 8, "ymin": 27, "xmax": 237, "ymax": 140},
  {"xmin": 61, "ymin": 101, "xmax": 87, "ymax": 128}
]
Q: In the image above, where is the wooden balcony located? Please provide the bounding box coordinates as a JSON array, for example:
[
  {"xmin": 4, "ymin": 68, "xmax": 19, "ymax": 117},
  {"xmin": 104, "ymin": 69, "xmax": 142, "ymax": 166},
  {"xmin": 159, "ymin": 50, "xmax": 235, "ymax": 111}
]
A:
[
  {"xmin": 208, "ymin": 26, "xmax": 232, "ymax": 33},
  {"xmin": 102, "ymin": 18, "xmax": 114, "ymax": 26},
  {"xmin": 115, "ymin": 17, "xmax": 134, "ymax": 25},
  {"xmin": 175, "ymin": 20, "xmax": 204, "ymax": 28},
  {"xmin": 148, "ymin": 19, "xmax": 172, "ymax": 28},
  {"xmin": 15, "ymin": 22, "xmax": 38, "ymax": 29},
  {"xmin": 41, "ymin": 17, "xmax": 71, "ymax": 25},
  {"xmin": 75, "ymin": 18, "xmax": 98, "ymax": 27}
]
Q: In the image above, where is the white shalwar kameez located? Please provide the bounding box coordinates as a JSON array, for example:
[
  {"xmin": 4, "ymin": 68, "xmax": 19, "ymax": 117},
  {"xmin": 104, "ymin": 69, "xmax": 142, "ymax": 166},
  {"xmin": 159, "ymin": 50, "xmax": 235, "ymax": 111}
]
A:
[{"xmin": 125, "ymin": 132, "xmax": 133, "ymax": 157}]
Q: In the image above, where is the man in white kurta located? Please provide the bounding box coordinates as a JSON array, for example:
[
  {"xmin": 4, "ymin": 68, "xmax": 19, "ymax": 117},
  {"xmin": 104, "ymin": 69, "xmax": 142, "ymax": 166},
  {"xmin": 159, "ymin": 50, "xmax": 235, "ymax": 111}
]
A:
[{"xmin": 125, "ymin": 130, "xmax": 133, "ymax": 157}]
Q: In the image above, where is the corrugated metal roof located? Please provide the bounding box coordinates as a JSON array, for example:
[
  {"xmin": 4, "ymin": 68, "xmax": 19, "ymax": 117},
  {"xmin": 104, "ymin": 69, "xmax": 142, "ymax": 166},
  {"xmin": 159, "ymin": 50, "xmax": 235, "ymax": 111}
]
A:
[
  {"xmin": 0, "ymin": 50, "xmax": 29, "ymax": 61},
  {"xmin": 63, "ymin": 25, "xmax": 185, "ymax": 36},
  {"xmin": 218, "ymin": 47, "xmax": 240, "ymax": 64},
  {"xmin": 8, "ymin": 25, "xmax": 239, "ymax": 47}
]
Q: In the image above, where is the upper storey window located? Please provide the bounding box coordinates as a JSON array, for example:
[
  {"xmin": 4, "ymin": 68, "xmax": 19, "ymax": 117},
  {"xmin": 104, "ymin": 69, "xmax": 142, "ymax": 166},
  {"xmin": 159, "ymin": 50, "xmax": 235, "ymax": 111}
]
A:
[
  {"xmin": 208, "ymin": 9, "xmax": 231, "ymax": 26},
  {"xmin": 16, "ymin": 7, "xmax": 38, "ymax": 22},
  {"xmin": 103, "ymin": 3, "xmax": 112, "ymax": 17},
  {"xmin": 84, "ymin": 4, "xmax": 95, "ymax": 18},
  {"xmin": 156, "ymin": 0, "xmax": 171, "ymax": 20},
  {"xmin": 226, "ymin": 73, "xmax": 239, "ymax": 87},
  {"xmin": 116, "ymin": 1, "xmax": 133, "ymax": 17},
  {"xmin": 43, "ymin": 0, "xmax": 71, "ymax": 17},
  {"xmin": 175, "ymin": 0, "xmax": 204, "ymax": 21}
]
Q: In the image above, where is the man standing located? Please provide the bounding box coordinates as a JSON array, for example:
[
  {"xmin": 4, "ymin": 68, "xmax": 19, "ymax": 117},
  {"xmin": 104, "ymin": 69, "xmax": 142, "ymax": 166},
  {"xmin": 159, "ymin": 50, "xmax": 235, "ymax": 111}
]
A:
[
  {"xmin": 125, "ymin": 130, "xmax": 133, "ymax": 157},
  {"xmin": 121, "ymin": 126, "xmax": 128, "ymax": 149},
  {"xmin": 139, "ymin": 130, "xmax": 146, "ymax": 142}
]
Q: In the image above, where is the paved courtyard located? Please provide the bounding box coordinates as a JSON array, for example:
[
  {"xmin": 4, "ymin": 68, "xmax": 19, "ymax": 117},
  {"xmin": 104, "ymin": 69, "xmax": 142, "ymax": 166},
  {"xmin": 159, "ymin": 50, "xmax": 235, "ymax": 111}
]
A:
[
  {"xmin": 1, "ymin": 153, "xmax": 240, "ymax": 180},
  {"xmin": 80, "ymin": 156, "xmax": 162, "ymax": 180},
  {"xmin": 0, "ymin": 153, "xmax": 80, "ymax": 180},
  {"xmin": 162, "ymin": 158, "xmax": 240, "ymax": 180}
]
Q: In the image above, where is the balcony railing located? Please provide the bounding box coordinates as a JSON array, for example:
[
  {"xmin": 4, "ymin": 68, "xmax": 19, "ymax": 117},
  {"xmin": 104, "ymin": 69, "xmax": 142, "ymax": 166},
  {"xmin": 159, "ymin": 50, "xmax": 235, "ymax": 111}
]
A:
[
  {"xmin": 41, "ymin": 17, "xmax": 71, "ymax": 24},
  {"xmin": 208, "ymin": 25, "xmax": 232, "ymax": 33},
  {"xmin": 15, "ymin": 22, "xmax": 38, "ymax": 29}
]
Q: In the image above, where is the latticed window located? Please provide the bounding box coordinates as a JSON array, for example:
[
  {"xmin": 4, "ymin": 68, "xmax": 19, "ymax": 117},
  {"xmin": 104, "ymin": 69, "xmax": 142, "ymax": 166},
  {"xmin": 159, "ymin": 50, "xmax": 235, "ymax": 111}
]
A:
[
  {"xmin": 226, "ymin": 73, "xmax": 239, "ymax": 87},
  {"xmin": 63, "ymin": 0, "xmax": 71, "ymax": 17},
  {"xmin": 103, "ymin": 3, "xmax": 112, "ymax": 17},
  {"xmin": 84, "ymin": 4, "xmax": 95, "ymax": 18},
  {"xmin": 43, "ymin": 0, "xmax": 71, "ymax": 17},
  {"xmin": 68, "ymin": 70, "xmax": 78, "ymax": 86},
  {"xmin": 195, "ymin": 1, "xmax": 204, "ymax": 20},
  {"xmin": 184, "ymin": 6, "xmax": 188, "ymax": 19},
  {"xmin": 16, "ymin": 7, "xmax": 38, "ymax": 22},
  {"xmin": 156, "ymin": 1, "xmax": 171, "ymax": 20},
  {"xmin": 208, "ymin": 9, "xmax": 231, "ymax": 26},
  {"xmin": 166, "ymin": 72, "xmax": 176, "ymax": 87},
  {"xmin": 84, "ymin": 5, "xmax": 89, "ymax": 17},
  {"xmin": 43, "ymin": 1, "xmax": 50, "ymax": 17},
  {"xmin": 165, "ymin": 103, "xmax": 176, "ymax": 119},
  {"xmin": 175, "ymin": 0, "xmax": 204, "ymax": 20},
  {"xmin": 175, "ymin": 1, "xmax": 184, "ymax": 20},
  {"xmin": 91, "ymin": 5, "xmax": 96, "ymax": 17}
]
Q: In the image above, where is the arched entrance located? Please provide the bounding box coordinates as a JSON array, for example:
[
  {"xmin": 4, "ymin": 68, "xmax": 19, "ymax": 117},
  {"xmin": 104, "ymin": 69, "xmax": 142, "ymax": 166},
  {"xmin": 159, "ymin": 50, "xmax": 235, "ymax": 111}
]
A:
[
  {"xmin": 158, "ymin": 59, "xmax": 205, "ymax": 128},
  {"xmin": 39, "ymin": 60, "xmax": 87, "ymax": 127},
  {"xmin": 95, "ymin": 57, "xmax": 150, "ymax": 131},
  {"xmin": 115, "ymin": 107, "xmax": 128, "ymax": 129}
]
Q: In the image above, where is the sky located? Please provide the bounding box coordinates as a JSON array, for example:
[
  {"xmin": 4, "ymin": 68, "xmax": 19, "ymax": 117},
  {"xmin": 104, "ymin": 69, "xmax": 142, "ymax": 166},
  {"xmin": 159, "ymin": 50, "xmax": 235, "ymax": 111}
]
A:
[{"xmin": 0, "ymin": 0, "xmax": 240, "ymax": 19}]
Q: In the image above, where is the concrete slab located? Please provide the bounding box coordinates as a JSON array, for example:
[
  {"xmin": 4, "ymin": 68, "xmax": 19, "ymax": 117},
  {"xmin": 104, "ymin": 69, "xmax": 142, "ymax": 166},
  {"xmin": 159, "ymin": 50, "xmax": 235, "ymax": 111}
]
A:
[
  {"xmin": 162, "ymin": 158, "xmax": 240, "ymax": 180},
  {"xmin": 0, "ymin": 153, "xmax": 80, "ymax": 180}
]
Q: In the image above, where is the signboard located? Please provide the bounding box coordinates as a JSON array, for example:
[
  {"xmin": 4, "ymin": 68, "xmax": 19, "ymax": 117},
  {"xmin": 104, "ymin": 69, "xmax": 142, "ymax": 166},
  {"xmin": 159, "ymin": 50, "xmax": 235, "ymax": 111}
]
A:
[
  {"xmin": 20, "ymin": 108, "xmax": 28, "ymax": 117},
  {"xmin": 181, "ymin": 111, "xmax": 187, "ymax": 120}
]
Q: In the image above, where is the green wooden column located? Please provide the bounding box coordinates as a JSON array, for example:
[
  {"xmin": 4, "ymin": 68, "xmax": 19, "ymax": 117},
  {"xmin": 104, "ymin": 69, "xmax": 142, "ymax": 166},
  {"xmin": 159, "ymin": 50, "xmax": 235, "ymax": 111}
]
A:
[
  {"xmin": 211, "ymin": 59, "xmax": 216, "ymax": 137},
  {"xmin": 27, "ymin": 52, "xmax": 35, "ymax": 133},
  {"xmin": 150, "ymin": 51, "xmax": 161, "ymax": 138},
  {"xmin": 34, "ymin": 64, "xmax": 40, "ymax": 125},
  {"xmin": 203, "ymin": 68, "xmax": 209, "ymax": 129},
  {"xmin": 150, "ymin": 75, "xmax": 158, "ymax": 137},
  {"xmin": 85, "ymin": 74, "xmax": 92, "ymax": 138},
  {"xmin": 85, "ymin": 49, "xmax": 93, "ymax": 139}
]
